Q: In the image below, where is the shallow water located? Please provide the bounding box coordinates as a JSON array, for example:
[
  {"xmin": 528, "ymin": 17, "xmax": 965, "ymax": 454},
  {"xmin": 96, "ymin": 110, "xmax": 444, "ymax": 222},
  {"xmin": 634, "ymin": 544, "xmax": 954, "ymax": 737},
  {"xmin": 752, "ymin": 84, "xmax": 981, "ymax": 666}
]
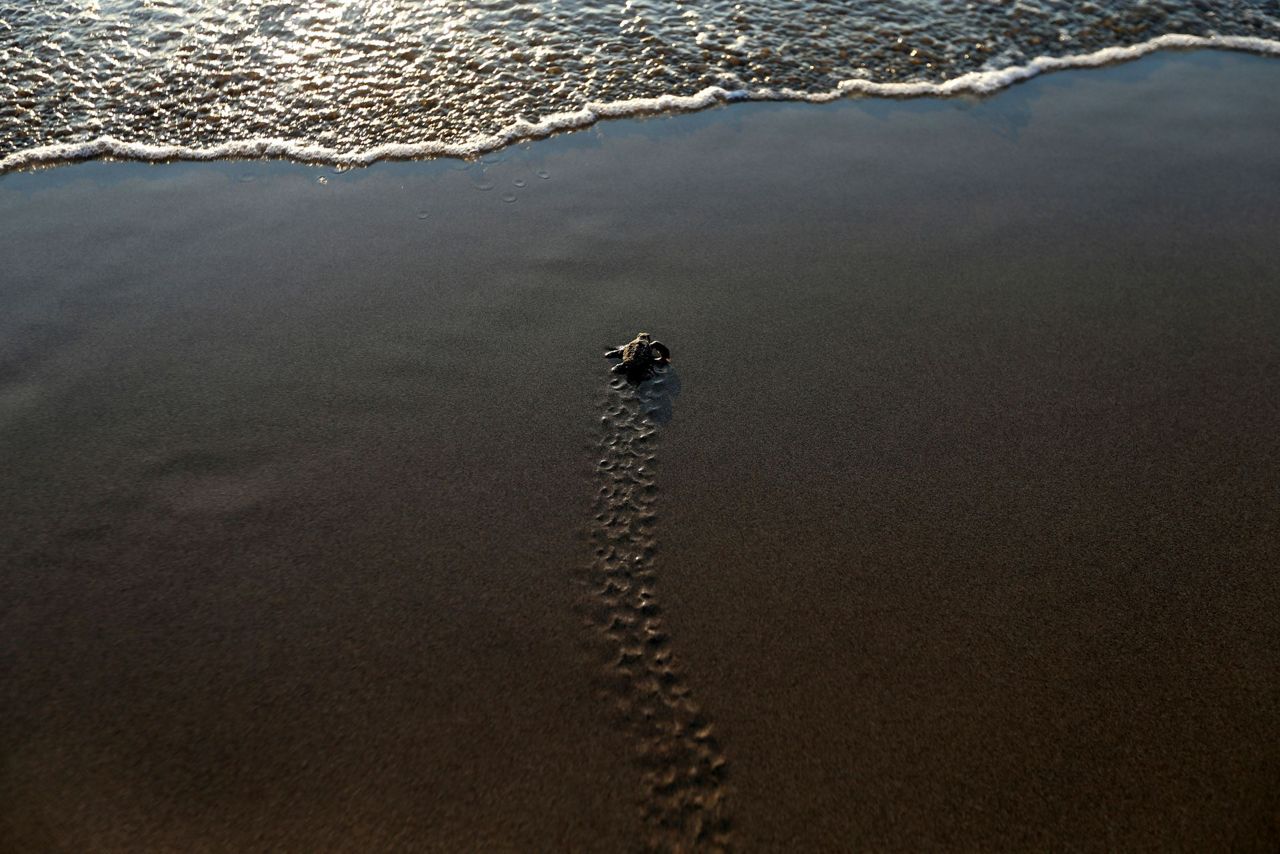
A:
[{"xmin": 2, "ymin": 1, "xmax": 1278, "ymax": 171}]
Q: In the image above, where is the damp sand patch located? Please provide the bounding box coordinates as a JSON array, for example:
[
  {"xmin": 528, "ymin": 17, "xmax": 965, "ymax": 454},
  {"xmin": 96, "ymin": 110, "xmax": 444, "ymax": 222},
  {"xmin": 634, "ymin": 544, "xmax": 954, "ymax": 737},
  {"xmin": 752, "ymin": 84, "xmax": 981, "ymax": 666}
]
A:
[{"xmin": 1, "ymin": 50, "xmax": 1279, "ymax": 851}]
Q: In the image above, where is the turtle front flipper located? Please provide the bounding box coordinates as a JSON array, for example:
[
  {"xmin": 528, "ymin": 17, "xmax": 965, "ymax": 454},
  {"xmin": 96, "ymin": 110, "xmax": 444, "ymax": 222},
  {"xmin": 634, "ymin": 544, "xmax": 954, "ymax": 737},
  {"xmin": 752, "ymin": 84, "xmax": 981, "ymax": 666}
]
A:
[{"xmin": 604, "ymin": 347, "xmax": 623, "ymax": 359}]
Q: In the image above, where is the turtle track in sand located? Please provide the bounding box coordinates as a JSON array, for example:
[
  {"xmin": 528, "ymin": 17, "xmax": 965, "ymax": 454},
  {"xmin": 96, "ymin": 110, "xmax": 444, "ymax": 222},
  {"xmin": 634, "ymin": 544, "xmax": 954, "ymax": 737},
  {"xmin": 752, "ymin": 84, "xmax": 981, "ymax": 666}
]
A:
[{"xmin": 582, "ymin": 369, "xmax": 731, "ymax": 852}]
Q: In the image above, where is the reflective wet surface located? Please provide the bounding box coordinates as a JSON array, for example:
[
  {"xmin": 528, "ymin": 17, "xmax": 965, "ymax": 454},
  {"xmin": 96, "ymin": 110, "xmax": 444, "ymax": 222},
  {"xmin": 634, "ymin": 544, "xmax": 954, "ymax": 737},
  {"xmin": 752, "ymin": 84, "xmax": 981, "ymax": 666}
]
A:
[{"xmin": 2, "ymin": 1, "xmax": 1277, "ymax": 163}]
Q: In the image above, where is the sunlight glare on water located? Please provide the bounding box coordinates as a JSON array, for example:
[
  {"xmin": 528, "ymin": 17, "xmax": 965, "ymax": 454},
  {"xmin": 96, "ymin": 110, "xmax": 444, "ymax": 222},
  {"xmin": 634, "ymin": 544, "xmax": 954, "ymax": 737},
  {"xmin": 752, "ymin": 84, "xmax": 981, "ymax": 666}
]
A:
[{"xmin": 1, "ymin": 0, "xmax": 1278, "ymax": 168}]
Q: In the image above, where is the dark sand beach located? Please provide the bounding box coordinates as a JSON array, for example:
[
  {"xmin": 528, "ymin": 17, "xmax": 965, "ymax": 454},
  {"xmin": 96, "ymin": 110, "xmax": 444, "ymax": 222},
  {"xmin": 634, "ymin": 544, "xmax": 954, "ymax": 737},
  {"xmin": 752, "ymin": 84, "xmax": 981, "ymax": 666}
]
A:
[{"xmin": 2, "ymin": 51, "xmax": 1279, "ymax": 851}]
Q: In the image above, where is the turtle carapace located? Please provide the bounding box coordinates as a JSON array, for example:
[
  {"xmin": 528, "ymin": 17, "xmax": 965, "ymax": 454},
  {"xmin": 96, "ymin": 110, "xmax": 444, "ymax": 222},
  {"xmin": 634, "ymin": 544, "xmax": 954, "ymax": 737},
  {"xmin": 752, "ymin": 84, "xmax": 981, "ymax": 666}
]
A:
[{"xmin": 604, "ymin": 331, "xmax": 671, "ymax": 376}]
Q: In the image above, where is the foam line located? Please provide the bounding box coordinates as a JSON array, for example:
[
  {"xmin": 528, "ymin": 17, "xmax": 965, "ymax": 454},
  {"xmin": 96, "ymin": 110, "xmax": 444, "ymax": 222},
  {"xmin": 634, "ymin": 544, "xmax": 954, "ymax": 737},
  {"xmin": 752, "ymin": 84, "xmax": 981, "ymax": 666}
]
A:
[{"xmin": 1, "ymin": 35, "xmax": 1277, "ymax": 175}]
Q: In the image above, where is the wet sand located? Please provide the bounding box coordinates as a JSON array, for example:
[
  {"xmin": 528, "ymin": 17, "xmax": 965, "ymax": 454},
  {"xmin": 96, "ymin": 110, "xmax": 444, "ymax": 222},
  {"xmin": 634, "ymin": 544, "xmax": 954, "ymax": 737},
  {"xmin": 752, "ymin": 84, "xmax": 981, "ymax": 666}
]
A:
[{"xmin": 2, "ymin": 50, "xmax": 1279, "ymax": 851}]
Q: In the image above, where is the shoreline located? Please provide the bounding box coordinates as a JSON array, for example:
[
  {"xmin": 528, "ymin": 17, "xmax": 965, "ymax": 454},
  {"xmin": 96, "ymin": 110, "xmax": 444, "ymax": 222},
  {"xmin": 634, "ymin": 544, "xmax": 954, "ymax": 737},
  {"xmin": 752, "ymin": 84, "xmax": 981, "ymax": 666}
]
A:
[
  {"xmin": 2, "ymin": 37, "xmax": 1279, "ymax": 176},
  {"xmin": 3, "ymin": 50, "xmax": 1279, "ymax": 851}
]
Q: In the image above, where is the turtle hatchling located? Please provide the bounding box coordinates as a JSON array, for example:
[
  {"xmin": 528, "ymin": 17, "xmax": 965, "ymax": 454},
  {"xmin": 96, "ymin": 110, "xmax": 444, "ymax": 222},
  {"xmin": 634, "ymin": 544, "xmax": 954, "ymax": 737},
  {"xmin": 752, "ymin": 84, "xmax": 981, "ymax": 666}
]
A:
[{"xmin": 605, "ymin": 331, "xmax": 671, "ymax": 376}]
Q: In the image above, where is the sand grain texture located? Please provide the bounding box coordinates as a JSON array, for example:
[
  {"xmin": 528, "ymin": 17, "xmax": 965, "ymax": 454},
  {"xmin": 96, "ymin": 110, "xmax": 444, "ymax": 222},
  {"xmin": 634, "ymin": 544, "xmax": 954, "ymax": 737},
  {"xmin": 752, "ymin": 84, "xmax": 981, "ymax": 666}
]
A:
[{"xmin": 1, "ymin": 50, "xmax": 1279, "ymax": 852}]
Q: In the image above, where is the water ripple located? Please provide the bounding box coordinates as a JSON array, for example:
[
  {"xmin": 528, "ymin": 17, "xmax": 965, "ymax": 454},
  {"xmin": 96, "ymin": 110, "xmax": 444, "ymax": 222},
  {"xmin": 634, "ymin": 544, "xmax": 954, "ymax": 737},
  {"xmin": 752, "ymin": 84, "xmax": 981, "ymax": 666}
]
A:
[{"xmin": 1, "ymin": 1, "xmax": 1278, "ymax": 171}]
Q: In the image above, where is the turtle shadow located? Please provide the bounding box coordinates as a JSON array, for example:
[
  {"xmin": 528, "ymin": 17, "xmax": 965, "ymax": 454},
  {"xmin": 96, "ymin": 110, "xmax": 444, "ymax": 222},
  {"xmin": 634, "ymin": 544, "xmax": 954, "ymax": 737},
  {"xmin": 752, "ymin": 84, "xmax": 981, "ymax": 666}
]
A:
[{"xmin": 630, "ymin": 365, "xmax": 681, "ymax": 426}]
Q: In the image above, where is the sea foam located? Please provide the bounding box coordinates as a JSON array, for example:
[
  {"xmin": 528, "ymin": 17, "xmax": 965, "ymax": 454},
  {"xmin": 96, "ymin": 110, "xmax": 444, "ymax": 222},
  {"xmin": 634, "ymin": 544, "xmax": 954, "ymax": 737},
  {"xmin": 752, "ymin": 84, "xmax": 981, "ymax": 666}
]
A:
[{"xmin": 1, "ymin": 35, "xmax": 1277, "ymax": 175}]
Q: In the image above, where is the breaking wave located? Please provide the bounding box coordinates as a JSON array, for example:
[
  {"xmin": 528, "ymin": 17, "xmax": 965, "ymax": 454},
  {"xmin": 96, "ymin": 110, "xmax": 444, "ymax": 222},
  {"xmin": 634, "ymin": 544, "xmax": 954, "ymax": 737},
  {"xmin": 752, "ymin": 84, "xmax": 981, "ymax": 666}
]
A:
[{"xmin": 1, "ymin": 35, "xmax": 1278, "ymax": 175}]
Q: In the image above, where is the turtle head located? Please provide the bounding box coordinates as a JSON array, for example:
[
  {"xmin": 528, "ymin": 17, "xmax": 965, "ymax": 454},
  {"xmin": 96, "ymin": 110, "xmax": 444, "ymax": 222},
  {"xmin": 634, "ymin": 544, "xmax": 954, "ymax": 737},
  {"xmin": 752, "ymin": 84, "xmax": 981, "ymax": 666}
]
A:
[{"xmin": 650, "ymin": 342, "xmax": 671, "ymax": 363}]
